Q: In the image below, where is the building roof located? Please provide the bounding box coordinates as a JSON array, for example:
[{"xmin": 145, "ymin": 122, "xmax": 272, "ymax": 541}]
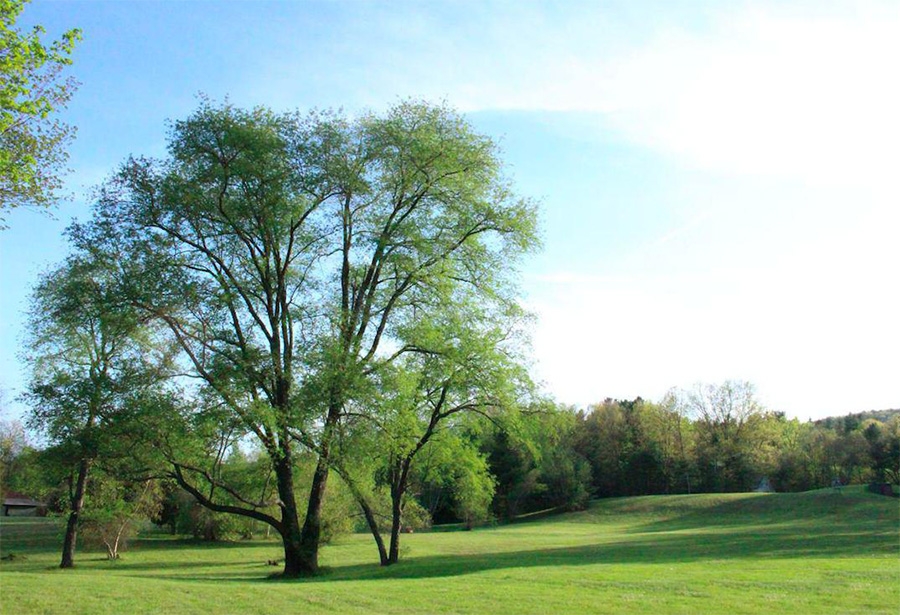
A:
[{"xmin": 3, "ymin": 492, "xmax": 44, "ymax": 507}]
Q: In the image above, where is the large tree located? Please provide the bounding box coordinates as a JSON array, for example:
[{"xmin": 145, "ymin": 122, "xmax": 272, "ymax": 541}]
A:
[
  {"xmin": 0, "ymin": 0, "xmax": 80, "ymax": 224},
  {"xmin": 674, "ymin": 381, "xmax": 778, "ymax": 492},
  {"xmin": 85, "ymin": 100, "xmax": 537, "ymax": 577}
]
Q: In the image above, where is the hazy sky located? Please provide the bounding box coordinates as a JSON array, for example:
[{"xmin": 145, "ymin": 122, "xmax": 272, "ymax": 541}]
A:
[{"xmin": 1, "ymin": 0, "xmax": 897, "ymax": 421}]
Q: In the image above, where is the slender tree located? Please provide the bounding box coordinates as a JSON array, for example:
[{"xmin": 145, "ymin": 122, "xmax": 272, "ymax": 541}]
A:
[
  {"xmin": 23, "ymin": 252, "xmax": 164, "ymax": 568},
  {"xmin": 338, "ymin": 307, "xmax": 530, "ymax": 564}
]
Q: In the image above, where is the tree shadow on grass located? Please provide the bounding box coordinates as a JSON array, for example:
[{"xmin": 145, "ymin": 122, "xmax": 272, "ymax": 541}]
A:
[
  {"xmin": 119, "ymin": 517, "xmax": 898, "ymax": 585},
  {"xmin": 133, "ymin": 537, "xmax": 279, "ymax": 550},
  {"xmin": 325, "ymin": 526, "xmax": 896, "ymax": 583},
  {"xmin": 306, "ymin": 491, "xmax": 898, "ymax": 584}
]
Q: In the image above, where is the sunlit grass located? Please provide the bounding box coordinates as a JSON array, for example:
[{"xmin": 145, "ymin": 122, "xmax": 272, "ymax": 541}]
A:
[{"xmin": 1, "ymin": 487, "xmax": 897, "ymax": 614}]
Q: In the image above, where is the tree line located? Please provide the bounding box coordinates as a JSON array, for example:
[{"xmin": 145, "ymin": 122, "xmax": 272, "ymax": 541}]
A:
[{"xmin": 3, "ymin": 381, "xmax": 897, "ymax": 562}]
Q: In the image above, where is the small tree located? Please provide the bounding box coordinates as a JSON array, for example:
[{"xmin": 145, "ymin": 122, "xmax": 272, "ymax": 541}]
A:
[
  {"xmin": 370, "ymin": 314, "xmax": 530, "ymax": 564},
  {"xmin": 325, "ymin": 311, "xmax": 529, "ymax": 565},
  {"xmin": 81, "ymin": 477, "xmax": 162, "ymax": 560}
]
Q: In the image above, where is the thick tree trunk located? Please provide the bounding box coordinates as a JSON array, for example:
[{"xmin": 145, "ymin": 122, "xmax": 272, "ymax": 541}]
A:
[
  {"xmin": 60, "ymin": 458, "xmax": 90, "ymax": 569},
  {"xmin": 280, "ymin": 532, "xmax": 306, "ymax": 578},
  {"xmin": 272, "ymin": 452, "xmax": 313, "ymax": 578},
  {"xmin": 171, "ymin": 461, "xmax": 292, "ymax": 574},
  {"xmin": 297, "ymin": 400, "xmax": 342, "ymax": 576}
]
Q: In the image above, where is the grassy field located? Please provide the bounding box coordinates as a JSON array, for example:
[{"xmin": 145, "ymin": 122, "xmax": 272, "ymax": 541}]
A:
[{"xmin": 1, "ymin": 487, "xmax": 897, "ymax": 614}]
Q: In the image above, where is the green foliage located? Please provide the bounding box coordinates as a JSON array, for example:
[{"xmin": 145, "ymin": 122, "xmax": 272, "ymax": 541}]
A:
[
  {"xmin": 573, "ymin": 397, "xmax": 693, "ymax": 497},
  {"xmin": 158, "ymin": 486, "xmax": 244, "ymax": 541},
  {"xmin": 80, "ymin": 477, "xmax": 162, "ymax": 559},
  {"xmin": 22, "ymin": 247, "xmax": 175, "ymax": 567},
  {"xmin": 474, "ymin": 405, "xmax": 583, "ymax": 515},
  {"xmin": 673, "ymin": 381, "xmax": 782, "ymax": 492},
  {"xmin": 2, "ymin": 445, "xmax": 64, "ymax": 509},
  {"xmin": 534, "ymin": 446, "xmax": 591, "ymax": 511},
  {"xmin": 23, "ymin": 252, "xmax": 169, "ymax": 448},
  {"xmin": 293, "ymin": 455, "xmax": 358, "ymax": 545},
  {"xmin": 484, "ymin": 427, "xmax": 538, "ymax": 520},
  {"xmin": 0, "ymin": 0, "xmax": 81, "ymax": 222},
  {"xmin": 0, "ymin": 418, "xmax": 28, "ymax": 498},
  {"xmin": 412, "ymin": 433, "xmax": 495, "ymax": 528},
  {"xmin": 865, "ymin": 416, "xmax": 900, "ymax": 484},
  {"xmin": 564, "ymin": 384, "xmax": 897, "ymax": 498}
]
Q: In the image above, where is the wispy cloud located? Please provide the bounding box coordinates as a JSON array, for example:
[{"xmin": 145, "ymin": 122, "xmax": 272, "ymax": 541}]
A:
[{"xmin": 257, "ymin": 2, "xmax": 900, "ymax": 191}]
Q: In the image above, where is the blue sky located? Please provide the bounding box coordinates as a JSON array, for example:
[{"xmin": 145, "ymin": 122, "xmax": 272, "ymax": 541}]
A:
[{"xmin": 1, "ymin": 0, "xmax": 898, "ymax": 421}]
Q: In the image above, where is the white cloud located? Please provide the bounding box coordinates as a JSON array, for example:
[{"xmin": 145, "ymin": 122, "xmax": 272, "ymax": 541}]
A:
[
  {"xmin": 297, "ymin": 2, "xmax": 900, "ymax": 192},
  {"xmin": 600, "ymin": 5, "xmax": 900, "ymax": 188},
  {"xmin": 264, "ymin": 2, "xmax": 900, "ymax": 196},
  {"xmin": 526, "ymin": 200, "xmax": 900, "ymax": 418}
]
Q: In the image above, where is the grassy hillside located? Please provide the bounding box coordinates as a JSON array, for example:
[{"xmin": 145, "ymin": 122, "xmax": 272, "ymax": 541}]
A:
[{"xmin": 1, "ymin": 487, "xmax": 897, "ymax": 614}]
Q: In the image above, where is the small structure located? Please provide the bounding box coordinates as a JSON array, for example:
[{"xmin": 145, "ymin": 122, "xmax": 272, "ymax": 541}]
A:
[
  {"xmin": 754, "ymin": 477, "xmax": 774, "ymax": 493},
  {"xmin": 2, "ymin": 492, "xmax": 46, "ymax": 517},
  {"xmin": 831, "ymin": 477, "xmax": 844, "ymax": 493}
]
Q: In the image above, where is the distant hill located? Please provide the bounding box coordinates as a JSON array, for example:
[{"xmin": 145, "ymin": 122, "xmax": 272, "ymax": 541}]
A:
[{"xmin": 814, "ymin": 408, "xmax": 900, "ymax": 431}]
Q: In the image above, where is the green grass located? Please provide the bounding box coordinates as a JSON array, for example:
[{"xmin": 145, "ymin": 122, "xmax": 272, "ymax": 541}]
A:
[{"xmin": 1, "ymin": 487, "xmax": 898, "ymax": 614}]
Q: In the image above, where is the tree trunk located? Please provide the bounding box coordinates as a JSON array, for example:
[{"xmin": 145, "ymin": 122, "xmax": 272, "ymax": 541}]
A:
[
  {"xmin": 280, "ymin": 531, "xmax": 306, "ymax": 578},
  {"xmin": 387, "ymin": 487, "xmax": 403, "ymax": 564},
  {"xmin": 297, "ymin": 402, "xmax": 341, "ymax": 576},
  {"xmin": 60, "ymin": 458, "xmax": 90, "ymax": 569},
  {"xmin": 272, "ymin": 452, "xmax": 312, "ymax": 578},
  {"xmin": 296, "ymin": 454, "xmax": 329, "ymax": 575},
  {"xmin": 171, "ymin": 461, "xmax": 291, "ymax": 573},
  {"xmin": 357, "ymin": 491, "xmax": 388, "ymax": 565},
  {"xmin": 387, "ymin": 461, "xmax": 410, "ymax": 565}
]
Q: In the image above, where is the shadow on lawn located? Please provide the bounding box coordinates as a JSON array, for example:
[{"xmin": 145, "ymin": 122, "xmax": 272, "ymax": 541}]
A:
[
  {"xmin": 305, "ymin": 491, "xmax": 898, "ymax": 583},
  {"xmin": 320, "ymin": 526, "xmax": 897, "ymax": 583},
  {"xmin": 127, "ymin": 515, "xmax": 897, "ymax": 585}
]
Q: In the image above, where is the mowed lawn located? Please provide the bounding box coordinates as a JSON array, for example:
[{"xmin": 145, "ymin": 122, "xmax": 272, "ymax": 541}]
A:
[{"xmin": 1, "ymin": 487, "xmax": 897, "ymax": 614}]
